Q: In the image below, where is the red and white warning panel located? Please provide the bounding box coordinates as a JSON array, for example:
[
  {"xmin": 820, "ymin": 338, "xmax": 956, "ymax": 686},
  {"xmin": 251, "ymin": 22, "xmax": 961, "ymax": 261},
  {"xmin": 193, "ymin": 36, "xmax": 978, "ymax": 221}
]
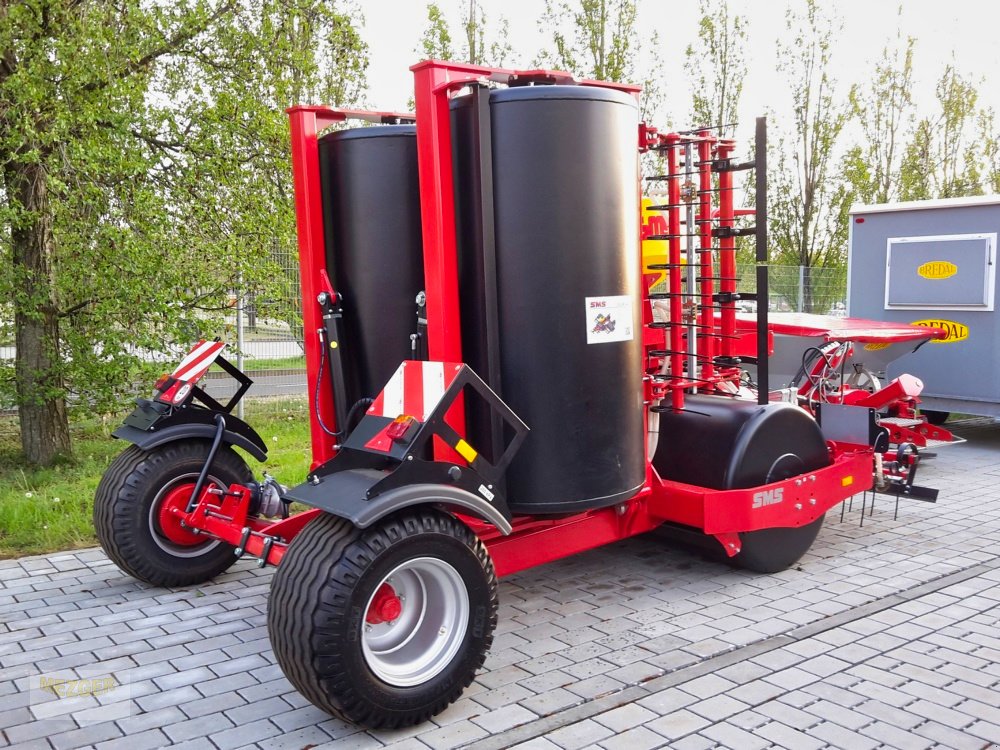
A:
[
  {"xmin": 171, "ymin": 340, "xmax": 227, "ymax": 384},
  {"xmin": 154, "ymin": 340, "xmax": 227, "ymax": 406},
  {"xmin": 367, "ymin": 360, "xmax": 461, "ymax": 422}
]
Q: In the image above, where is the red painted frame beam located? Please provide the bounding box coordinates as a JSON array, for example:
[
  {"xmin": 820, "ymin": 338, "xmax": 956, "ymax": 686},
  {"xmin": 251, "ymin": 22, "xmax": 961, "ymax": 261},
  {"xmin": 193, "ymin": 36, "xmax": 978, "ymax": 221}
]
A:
[
  {"xmin": 475, "ymin": 449, "xmax": 874, "ymax": 578},
  {"xmin": 286, "ymin": 106, "xmax": 415, "ymax": 468}
]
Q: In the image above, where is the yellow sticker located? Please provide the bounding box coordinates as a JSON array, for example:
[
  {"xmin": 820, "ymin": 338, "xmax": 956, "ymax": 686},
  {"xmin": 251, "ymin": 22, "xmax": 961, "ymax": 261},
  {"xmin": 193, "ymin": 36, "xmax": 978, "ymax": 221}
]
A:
[
  {"xmin": 911, "ymin": 318, "xmax": 969, "ymax": 344},
  {"xmin": 841, "ymin": 475, "xmax": 854, "ymax": 487},
  {"xmin": 863, "ymin": 342, "xmax": 891, "ymax": 351},
  {"xmin": 917, "ymin": 260, "xmax": 958, "ymax": 280},
  {"xmin": 455, "ymin": 439, "xmax": 478, "ymax": 464}
]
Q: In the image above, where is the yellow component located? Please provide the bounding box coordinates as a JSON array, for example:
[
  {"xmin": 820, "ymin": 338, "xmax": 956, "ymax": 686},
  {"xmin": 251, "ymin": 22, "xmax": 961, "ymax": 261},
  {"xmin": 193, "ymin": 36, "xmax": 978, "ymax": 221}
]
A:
[
  {"xmin": 841, "ymin": 475, "xmax": 854, "ymax": 487},
  {"xmin": 641, "ymin": 197, "xmax": 669, "ymax": 289},
  {"xmin": 863, "ymin": 342, "xmax": 890, "ymax": 351},
  {"xmin": 917, "ymin": 260, "xmax": 958, "ymax": 280},
  {"xmin": 330, "ymin": 341, "xmax": 338, "ymax": 349},
  {"xmin": 911, "ymin": 318, "xmax": 969, "ymax": 344},
  {"xmin": 455, "ymin": 438, "xmax": 478, "ymax": 464}
]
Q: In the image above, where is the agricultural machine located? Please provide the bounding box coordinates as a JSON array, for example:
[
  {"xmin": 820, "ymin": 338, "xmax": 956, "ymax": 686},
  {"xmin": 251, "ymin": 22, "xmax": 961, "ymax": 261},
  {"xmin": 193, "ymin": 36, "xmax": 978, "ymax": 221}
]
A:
[
  {"xmin": 743, "ymin": 313, "xmax": 959, "ymax": 449},
  {"xmin": 94, "ymin": 61, "xmax": 939, "ymax": 729}
]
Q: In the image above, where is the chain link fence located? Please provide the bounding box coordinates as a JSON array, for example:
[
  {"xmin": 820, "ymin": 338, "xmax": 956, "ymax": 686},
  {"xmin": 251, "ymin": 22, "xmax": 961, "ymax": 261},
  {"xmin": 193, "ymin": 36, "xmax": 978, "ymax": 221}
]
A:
[
  {"xmin": 734, "ymin": 263, "xmax": 847, "ymax": 315},
  {"xmin": 2, "ymin": 256, "xmax": 848, "ymax": 412},
  {"xmin": 230, "ymin": 245, "xmax": 305, "ymax": 373},
  {"xmin": 220, "ymin": 259, "xmax": 847, "ymax": 402}
]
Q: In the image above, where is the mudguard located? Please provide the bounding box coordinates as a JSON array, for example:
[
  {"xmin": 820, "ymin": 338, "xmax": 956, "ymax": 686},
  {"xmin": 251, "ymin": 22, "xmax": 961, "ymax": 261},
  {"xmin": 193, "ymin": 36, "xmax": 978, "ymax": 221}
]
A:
[
  {"xmin": 113, "ymin": 407, "xmax": 268, "ymax": 462},
  {"xmin": 285, "ymin": 468, "xmax": 513, "ymax": 535}
]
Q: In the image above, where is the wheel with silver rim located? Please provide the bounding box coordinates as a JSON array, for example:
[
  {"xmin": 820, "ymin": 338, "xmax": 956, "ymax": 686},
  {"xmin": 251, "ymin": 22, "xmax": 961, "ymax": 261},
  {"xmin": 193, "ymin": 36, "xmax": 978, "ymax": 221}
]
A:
[
  {"xmin": 361, "ymin": 557, "xmax": 470, "ymax": 687},
  {"xmin": 94, "ymin": 441, "xmax": 251, "ymax": 586},
  {"xmin": 268, "ymin": 509, "xmax": 497, "ymax": 729}
]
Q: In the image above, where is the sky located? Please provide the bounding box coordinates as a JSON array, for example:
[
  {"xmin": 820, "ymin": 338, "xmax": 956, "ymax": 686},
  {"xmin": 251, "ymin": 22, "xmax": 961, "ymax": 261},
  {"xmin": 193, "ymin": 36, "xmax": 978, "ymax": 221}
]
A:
[{"xmin": 360, "ymin": 0, "xmax": 1000, "ymax": 152}]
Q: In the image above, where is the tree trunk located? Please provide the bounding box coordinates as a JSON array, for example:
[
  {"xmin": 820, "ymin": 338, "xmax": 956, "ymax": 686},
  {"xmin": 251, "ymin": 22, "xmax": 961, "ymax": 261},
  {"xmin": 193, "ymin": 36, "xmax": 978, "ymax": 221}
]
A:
[
  {"xmin": 7, "ymin": 161, "xmax": 72, "ymax": 465},
  {"xmin": 802, "ymin": 264, "xmax": 814, "ymax": 313}
]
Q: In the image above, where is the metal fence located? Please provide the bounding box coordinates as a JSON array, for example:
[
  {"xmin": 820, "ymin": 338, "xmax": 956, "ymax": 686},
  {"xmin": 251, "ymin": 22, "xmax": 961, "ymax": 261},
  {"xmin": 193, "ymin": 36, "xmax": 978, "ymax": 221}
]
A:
[
  {"xmin": 2, "ymin": 257, "xmax": 848, "ymax": 413},
  {"xmin": 223, "ymin": 258, "xmax": 848, "ymax": 378},
  {"xmin": 735, "ymin": 263, "xmax": 848, "ymax": 315},
  {"xmin": 229, "ymin": 246, "xmax": 305, "ymax": 372}
]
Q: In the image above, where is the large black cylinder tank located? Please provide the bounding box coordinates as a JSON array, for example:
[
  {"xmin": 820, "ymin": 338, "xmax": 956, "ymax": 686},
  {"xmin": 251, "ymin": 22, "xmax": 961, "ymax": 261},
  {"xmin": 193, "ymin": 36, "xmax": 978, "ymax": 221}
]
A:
[
  {"xmin": 452, "ymin": 86, "xmax": 645, "ymax": 514},
  {"xmin": 653, "ymin": 394, "xmax": 831, "ymax": 490},
  {"xmin": 318, "ymin": 126, "xmax": 424, "ymax": 407}
]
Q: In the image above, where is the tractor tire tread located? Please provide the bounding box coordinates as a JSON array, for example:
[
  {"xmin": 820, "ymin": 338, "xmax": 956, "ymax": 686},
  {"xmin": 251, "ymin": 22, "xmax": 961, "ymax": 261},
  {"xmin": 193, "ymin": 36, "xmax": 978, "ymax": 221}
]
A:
[
  {"xmin": 268, "ymin": 510, "xmax": 496, "ymax": 729},
  {"xmin": 94, "ymin": 441, "xmax": 251, "ymax": 587}
]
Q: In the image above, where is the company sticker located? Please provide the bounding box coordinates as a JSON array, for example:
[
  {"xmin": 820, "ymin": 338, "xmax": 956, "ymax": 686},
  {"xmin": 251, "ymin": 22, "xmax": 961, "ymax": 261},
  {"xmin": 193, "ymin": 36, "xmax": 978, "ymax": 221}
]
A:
[
  {"xmin": 585, "ymin": 295, "xmax": 634, "ymax": 345},
  {"xmin": 911, "ymin": 318, "xmax": 969, "ymax": 344},
  {"xmin": 917, "ymin": 260, "xmax": 958, "ymax": 280},
  {"xmin": 863, "ymin": 342, "xmax": 891, "ymax": 351}
]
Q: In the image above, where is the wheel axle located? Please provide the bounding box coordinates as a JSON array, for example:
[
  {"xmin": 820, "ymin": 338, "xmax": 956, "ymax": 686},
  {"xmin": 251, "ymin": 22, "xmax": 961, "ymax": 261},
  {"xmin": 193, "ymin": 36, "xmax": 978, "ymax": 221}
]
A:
[{"xmin": 365, "ymin": 583, "xmax": 403, "ymax": 624}]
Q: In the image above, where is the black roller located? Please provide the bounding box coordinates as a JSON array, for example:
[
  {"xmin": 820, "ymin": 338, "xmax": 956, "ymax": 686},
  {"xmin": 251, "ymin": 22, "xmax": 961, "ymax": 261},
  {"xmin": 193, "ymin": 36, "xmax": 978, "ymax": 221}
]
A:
[
  {"xmin": 318, "ymin": 126, "xmax": 424, "ymax": 407},
  {"xmin": 653, "ymin": 394, "xmax": 830, "ymax": 490},
  {"xmin": 653, "ymin": 394, "xmax": 831, "ymax": 572},
  {"xmin": 453, "ymin": 86, "xmax": 645, "ymax": 514}
]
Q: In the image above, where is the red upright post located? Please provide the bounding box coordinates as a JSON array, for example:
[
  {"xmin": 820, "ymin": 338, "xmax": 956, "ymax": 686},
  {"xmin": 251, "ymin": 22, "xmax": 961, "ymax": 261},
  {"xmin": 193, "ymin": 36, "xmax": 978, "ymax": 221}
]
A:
[
  {"xmin": 716, "ymin": 140, "xmax": 737, "ymax": 360},
  {"xmin": 287, "ymin": 107, "xmax": 339, "ymax": 468},
  {"xmin": 697, "ymin": 133, "xmax": 716, "ymax": 384},
  {"xmin": 665, "ymin": 134, "xmax": 685, "ymax": 411},
  {"xmin": 410, "ymin": 64, "xmax": 466, "ymax": 366}
]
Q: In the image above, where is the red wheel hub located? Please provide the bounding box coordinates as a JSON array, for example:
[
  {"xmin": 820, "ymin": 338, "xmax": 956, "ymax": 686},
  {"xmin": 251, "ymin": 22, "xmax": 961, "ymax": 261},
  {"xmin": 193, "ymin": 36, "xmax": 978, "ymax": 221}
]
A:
[
  {"xmin": 366, "ymin": 583, "xmax": 403, "ymax": 624},
  {"xmin": 156, "ymin": 483, "xmax": 204, "ymax": 546}
]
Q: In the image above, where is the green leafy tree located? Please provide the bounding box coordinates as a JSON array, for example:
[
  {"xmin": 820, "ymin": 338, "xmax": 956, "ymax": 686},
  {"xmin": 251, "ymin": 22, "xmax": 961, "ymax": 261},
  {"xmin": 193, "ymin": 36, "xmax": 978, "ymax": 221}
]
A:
[
  {"xmin": 418, "ymin": 3, "xmax": 454, "ymax": 61},
  {"xmin": 463, "ymin": 0, "xmax": 512, "ymax": 67},
  {"xmin": 416, "ymin": 1, "xmax": 512, "ymax": 67},
  {"xmin": 900, "ymin": 64, "xmax": 982, "ymax": 200},
  {"xmin": 0, "ymin": 0, "xmax": 368, "ymax": 465},
  {"xmin": 682, "ymin": 0, "xmax": 749, "ymax": 259},
  {"xmin": 978, "ymin": 108, "xmax": 1000, "ymax": 195},
  {"xmin": 842, "ymin": 27, "xmax": 915, "ymax": 206},
  {"xmin": 684, "ymin": 0, "xmax": 747, "ymax": 136},
  {"xmin": 536, "ymin": 0, "xmax": 662, "ymax": 120},
  {"xmin": 769, "ymin": 0, "xmax": 850, "ymax": 312},
  {"xmin": 539, "ymin": 0, "xmax": 635, "ymax": 81}
]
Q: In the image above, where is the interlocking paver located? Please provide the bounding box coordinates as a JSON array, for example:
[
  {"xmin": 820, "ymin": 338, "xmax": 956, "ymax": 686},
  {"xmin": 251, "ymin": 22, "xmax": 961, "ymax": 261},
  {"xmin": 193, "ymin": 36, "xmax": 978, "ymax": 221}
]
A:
[
  {"xmin": 645, "ymin": 707, "xmax": 711, "ymax": 740},
  {"xmin": 5, "ymin": 418, "xmax": 1000, "ymax": 749},
  {"xmin": 700, "ymin": 722, "xmax": 770, "ymax": 750}
]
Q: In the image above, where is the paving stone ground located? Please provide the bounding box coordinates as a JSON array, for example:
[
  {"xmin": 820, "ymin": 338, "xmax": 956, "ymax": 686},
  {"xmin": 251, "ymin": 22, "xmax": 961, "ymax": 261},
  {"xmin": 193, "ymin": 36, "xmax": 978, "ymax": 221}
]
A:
[{"xmin": 2, "ymin": 418, "xmax": 1000, "ymax": 750}]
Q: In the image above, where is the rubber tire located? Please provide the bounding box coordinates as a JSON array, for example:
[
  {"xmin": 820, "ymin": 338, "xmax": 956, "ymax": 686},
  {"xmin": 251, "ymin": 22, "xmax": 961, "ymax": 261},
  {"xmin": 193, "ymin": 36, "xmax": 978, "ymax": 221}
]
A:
[
  {"xmin": 732, "ymin": 515, "xmax": 825, "ymax": 574},
  {"xmin": 922, "ymin": 409, "xmax": 950, "ymax": 426},
  {"xmin": 267, "ymin": 510, "xmax": 497, "ymax": 729},
  {"xmin": 94, "ymin": 441, "xmax": 252, "ymax": 586}
]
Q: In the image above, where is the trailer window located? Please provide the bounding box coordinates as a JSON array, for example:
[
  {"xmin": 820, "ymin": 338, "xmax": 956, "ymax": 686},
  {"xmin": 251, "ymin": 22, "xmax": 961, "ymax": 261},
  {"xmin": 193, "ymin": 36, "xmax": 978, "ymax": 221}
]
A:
[{"xmin": 884, "ymin": 233, "xmax": 995, "ymax": 310}]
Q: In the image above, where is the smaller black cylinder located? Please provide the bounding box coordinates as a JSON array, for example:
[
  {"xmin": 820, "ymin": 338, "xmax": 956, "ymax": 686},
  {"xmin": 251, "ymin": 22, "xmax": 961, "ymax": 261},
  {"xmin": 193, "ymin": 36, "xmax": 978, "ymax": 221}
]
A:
[{"xmin": 318, "ymin": 126, "xmax": 424, "ymax": 408}]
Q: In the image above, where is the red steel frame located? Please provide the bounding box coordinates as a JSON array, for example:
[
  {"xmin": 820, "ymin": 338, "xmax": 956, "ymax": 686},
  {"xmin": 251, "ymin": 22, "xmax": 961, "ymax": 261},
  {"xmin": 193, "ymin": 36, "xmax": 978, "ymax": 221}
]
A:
[
  {"xmin": 177, "ymin": 61, "xmax": 876, "ymax": 575},
  {"xmin": 287, "ymin": 106, "xmax": 416, "ymax": 468}
]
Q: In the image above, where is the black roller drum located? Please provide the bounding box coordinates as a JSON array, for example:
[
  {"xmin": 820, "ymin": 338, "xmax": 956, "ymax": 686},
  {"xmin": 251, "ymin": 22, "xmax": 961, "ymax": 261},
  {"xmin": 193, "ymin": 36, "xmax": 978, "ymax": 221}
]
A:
[
  {"xmin": 318, "ymin": 126, "xmax": 424, "ymax": 408},
  {"xmin": 653, "ymin": 394, "xmax": 831, "ymax": 490},
  {"xmin": 453, "ymin": 86, "xmax": 645, "ymax": 514}
]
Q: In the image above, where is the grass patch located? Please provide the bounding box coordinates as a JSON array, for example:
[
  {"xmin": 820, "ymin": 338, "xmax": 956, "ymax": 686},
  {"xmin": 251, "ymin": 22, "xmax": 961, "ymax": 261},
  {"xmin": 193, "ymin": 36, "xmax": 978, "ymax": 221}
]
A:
[
  {"xmin": 239, "ymin": 355, "xmax": 305, "ymax": 372},
  {"xmin": 0, "ymin": 396, "xmax": 312, "ymax": 559}
]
